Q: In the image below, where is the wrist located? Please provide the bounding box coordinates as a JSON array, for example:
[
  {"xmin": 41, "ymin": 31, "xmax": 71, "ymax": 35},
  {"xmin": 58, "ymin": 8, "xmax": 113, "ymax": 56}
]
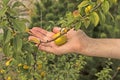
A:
[
  {"xmin": 70, "ymin": 30, "xmax": 95, "ymax": 56},
  {"xmin": 77, "ymin": 37, "xmax": 95, "ymax": 56}
]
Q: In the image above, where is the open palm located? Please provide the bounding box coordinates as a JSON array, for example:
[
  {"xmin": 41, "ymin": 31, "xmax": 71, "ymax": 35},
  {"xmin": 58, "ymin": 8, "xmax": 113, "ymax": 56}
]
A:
[{"xmin": 29, "ymin": 27, "xmax": 88, "ymax": 55}]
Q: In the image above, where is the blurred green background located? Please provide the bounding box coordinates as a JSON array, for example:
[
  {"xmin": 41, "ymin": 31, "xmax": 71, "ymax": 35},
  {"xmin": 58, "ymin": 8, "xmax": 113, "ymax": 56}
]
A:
[{"xmin": 0, "ymin": 0, "xmax": 120, "ymax": 80}]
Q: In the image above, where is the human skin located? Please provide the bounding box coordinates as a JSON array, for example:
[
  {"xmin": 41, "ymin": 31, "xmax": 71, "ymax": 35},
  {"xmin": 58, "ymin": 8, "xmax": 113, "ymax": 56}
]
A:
[{"xmin": 29, "ymin": 27, "xmax": 120, "ymax": 59}]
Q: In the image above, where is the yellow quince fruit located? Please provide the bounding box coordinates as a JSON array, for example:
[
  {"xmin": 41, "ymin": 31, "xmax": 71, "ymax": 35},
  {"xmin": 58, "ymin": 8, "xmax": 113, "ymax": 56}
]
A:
[
  {"xmin": 53, "ymin": 32, "xmax": 67, "ymax": 46},
  {"xmin": 23, "ymin": 64, "xmax": 29, "ymax": 70},
  {"xmin": 85, "ymin": 5, "xmax": 92, "ymax": 14}
]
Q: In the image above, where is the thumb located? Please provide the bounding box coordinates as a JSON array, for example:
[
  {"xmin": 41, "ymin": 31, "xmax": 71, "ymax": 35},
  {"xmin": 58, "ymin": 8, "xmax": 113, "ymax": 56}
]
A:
[{"xmin": 52, "ymin": 27, "xmax": 61, "ymax": 33}]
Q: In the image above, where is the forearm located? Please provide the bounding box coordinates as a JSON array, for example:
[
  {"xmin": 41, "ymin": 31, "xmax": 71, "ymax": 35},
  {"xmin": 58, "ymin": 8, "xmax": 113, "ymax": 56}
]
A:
[{"xmin": 82, "ymin": 38, "xmax": 120, "ymax": 59}]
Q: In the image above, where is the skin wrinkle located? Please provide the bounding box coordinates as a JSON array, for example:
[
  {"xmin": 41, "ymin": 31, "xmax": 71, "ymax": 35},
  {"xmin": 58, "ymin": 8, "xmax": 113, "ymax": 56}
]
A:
[
  {"xmin": 88, "ymin": 40, "xmax": 99, "ymax": 57},
  {"xmin": 85, "ymin": 39, "xmax": 101, "ymax": 56},
  {"xmin": 76, "ymin": 30, "xmax": 90, "ymax": 55},
  {"xmin": 30, "ymin": 30, "xmax": 44, "ymax": 39},
  {"xmin": 86, "ymin": 39, "xmax": 120, "ymax": 59},
  {"xmin": 98, "ymin": 39, "xmax": 114, "ymax": 57},
  {"xmin": 31, "ymin": 27, "xmax": 53, "ymax": 40}
]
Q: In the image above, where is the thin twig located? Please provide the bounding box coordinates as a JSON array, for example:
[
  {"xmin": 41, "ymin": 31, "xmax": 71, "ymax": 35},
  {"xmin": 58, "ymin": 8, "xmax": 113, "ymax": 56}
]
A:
[
  {"xmin": 91, "ymin": 2, "xmax": 102, "ymax": 12},
  {"xmin": 82, "ymin": 2, "xmax": 102, "ymax": 19},
  {"xmin": 111, "ymin": 69, "xmax": 119, "ymax": 80},
  {"xmin": 37, "ymin": 28, "xmax": 70, "ymax": 46}
]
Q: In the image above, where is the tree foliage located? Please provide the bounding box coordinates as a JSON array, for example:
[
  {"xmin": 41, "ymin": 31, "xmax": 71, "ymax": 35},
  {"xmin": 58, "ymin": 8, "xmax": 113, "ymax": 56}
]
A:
[{"xmin": 0, "ymin": 0, "xmax": 120, "ymax": 80}]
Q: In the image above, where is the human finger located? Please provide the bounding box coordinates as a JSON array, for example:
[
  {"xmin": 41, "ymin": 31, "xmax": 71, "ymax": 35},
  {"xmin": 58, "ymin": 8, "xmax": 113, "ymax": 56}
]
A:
[
  {"xmin": 40, "ymin": 41, "xmax": 55, "ymax": 47},
  {"xmin": 31, "ymin": 27, "xmax": 48, "ymax": 35},
  {"xmin": 39, "ymin": 45, "xmax": 54, "ymax": 53},
  {"xmin": 28, "ymin": 36, "xmax": 40, "ymax": 44},
  {"xmin": 30, "ymin": 29, "xmax": 46, "ymax": 40},
  {"xmin": 30, "ymin": 28, "xmax": 54, "ymax": 39},
  {"xmin": 52, "ymin": 27, "xmax": 61, "ymax": 33}
]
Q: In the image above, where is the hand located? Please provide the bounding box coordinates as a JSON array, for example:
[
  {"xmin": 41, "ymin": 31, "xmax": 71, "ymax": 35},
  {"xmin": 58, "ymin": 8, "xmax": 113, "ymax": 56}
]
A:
[{"xmin": 29, "ymin": 27, "xmax": 91, "ymax": 55}]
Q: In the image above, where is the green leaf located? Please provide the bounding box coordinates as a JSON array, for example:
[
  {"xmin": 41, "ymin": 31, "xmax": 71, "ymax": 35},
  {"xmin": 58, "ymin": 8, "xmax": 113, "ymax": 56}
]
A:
[
  {"xmin": 26, "ymin": 53, "xmax": 32, "ymax": 66},
  {"xmin": 8, "ymin": 8, "xmax": 19, "ymax": 17},
  {"xmin": 14, "ymin": 54, "xmax": 24, "ymax": 63},
  {"xmin": 0, "ymin": 21, "xmax": 8, "ymax": 27},
  {"xmin": 100, "ymin": 33, "xmax": 107, "ymax": 38},
  {"xmin": 21, "ymin": 18, "xmax": 30, "ymax": 23},
  {"xmin": 66, "ymin": 62, "xmax": 70, "ymax": 69},
  {"xmin": 3, "ymin": 0, "xmax": 9, "ymax": 5},
  {"xmin": 22, "ymin": 42, "xmax": 34, "ymax": 53},
  {"xmin": 101, "ymin": 1, "xmax": 110, "ymax": 14},
  {"xmin": 108, "ymin": 12, "xmax": 114, "ymax": 21},
  {"xmin": 99, "ymin": 11, "xmax": 106, "ymax": 24},
  {"xmin": 3, "ymin": 43, "xmax": 12, "ymax": 56},
  {"xmin": 13, "ymin": 35, "xmax": 22, "ymax": 52},
  {"xmin": 0, "ymin": 7, "xmax": 7, "ymax": 18},
  {"xmin": 12, "ymin": 1, "xmax": 25, "ymax": 8},
  {"xmin": 3, "ymin": 29, "xmax": 12, "ymax": 44},
  {"xmin": 12, "ymin": 19, "xmax": 26, "ymax": 32},
  {"xmin": 84, "ymin": 18, "xmax": 90, "ymax": 28},
  {"xmin": 90, "ymin": 12, "xmax": 100, "ymax": 26},
  {"xmin": 78, "ymin": 0, "xmax": 89, "ymax": 9},
  {"xmin": 75, "ymin": 22, "xmax": 81, "ymax": 30}
]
